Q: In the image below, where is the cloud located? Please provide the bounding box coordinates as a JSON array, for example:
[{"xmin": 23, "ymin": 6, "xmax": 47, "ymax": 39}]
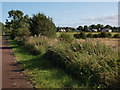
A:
[
  {"xmin": 55, "ymin": 14, "xmax": 118, "ymax": 27},
  {"xmin": 84, "ymin": 15, "xmax": 118, "ymax": 26}
]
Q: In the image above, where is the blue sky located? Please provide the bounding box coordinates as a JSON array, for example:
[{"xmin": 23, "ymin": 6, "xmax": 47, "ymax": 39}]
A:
[{"xmin": 2, "ymin": 2, "xmax": 118, "ymax": 27}]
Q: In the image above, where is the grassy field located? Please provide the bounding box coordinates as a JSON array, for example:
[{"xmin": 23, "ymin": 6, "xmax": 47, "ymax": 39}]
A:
[{"xmin": 56, "ymin": 32, "xmax": 119, "ymax": 37}]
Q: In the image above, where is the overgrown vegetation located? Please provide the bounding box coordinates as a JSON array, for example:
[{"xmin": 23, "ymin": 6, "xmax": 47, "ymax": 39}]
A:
[
  {"xmin": 8, "ymin": 39, "xmax": 84, "ymax": 88},
  {"xmin": 22, "ymin": 36, "xmax": 119, "ymax": 88}
]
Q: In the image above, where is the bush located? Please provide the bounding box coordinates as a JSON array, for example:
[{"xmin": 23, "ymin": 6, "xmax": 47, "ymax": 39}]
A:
[
  {"xmin": 107, "ymin": 33, "xmax": 112, "ymax": 38},
  {"xmin": 86, "ymin": 33, "xmax": 93, "ymax": 38},
  {"xmin": 24, "ymin": 36, "xmax": 48, "ymax": 55},
  {"xmin": 60, "ymin": 33, "xmax": 74, "ymax": 42},
  {"xmin": 44, "ymin": 41, "xmax": 119, "ymax": 88},
  {"xmin": 74, "ymin": 32, "xmax": 86, "ymax": 39},
  {"xmin": 73, "ymin": 34, "xmax": 80, "ymax": 38},
  {"xmin": 99, "ymin": 32, "xmax": 108, "ymax": 38},
  {"xmin": 93, "ymin": 34, "xmax": 99, "ymax": 38},
  {"xmin": 113, "ymin": 34, "xmax": 120, "ymax": 38},
  {"xmin": 24, "ymin": 42, "xmax": 40, "ymax": 55},
  {"xmin": 79, "ymin": 32, "xmax": 86, "ymax": 38}
]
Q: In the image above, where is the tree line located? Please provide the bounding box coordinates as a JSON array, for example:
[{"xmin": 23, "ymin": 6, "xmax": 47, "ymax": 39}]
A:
[{"xmin": 57, "ymin": 24, "xmax": 119, "ymax": 32}]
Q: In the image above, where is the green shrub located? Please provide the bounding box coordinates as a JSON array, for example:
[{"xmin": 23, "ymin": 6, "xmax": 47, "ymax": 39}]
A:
[
  {"xmin": 44, "ymin": 41, "xmax": 119, "ymax": 88},
  {"xmin": 79, "ymin": 32, "xmax": 86, "ymax": 38},
  {"xmin": 60, "ymin": 33, "xmax": 74, "ymax": 42},
  {"xmin": 24, "ymin": 42, "xmax": 40, "ymax": 55},
  {"xmin": 86, "ymin": 33, "xmax": 93, "ymax": 38},
  {"xmin": 113, "ymin": 34, "xmax": 120, "ymax": 38},
  {"xmin": 92, "ymin": 32, "xmax": 112, "ymax": 38},
  {"xmin": 107, "ymin": 33, "xmax": 112, "ymax": 38},
  {"xmin": 74, "ymin": 32, "xmax": 86, "ymax": 39},
  {"xmin": 24, "ymin": 36, "xmax": 49, "ymax": 55},
  {"xmin": 73, "ymin": 34, "xmax": 79, "ymax": 38},
  {"xmin": 93, "ymin": 34, "xmax": 99, "ymax": 38},
  {"xmin": 99, "ymin": 32, "xmax": 108, "ymax": 38}
]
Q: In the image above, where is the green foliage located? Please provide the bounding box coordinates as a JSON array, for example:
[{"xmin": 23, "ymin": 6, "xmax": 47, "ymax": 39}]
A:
[
  {"xmin": 99, "ymin": 32, "xmax": 108, "ymax": 38},
  {"xmin": 98, "ymin": 32, "xmax": 112, "ymax": 38},
  {"xmin": 74, "ymin": 32, "xmax": 86, "ymax": 39},
  {"xmin": 24, "ymin": 36, "xmax": 48, "ymax": 55},
  {"xmin": 107, "ymin": 33, "xmax": 112, "ymax": 38},
  {"xmin": 12, "ymin": 35, "xmax": 119, "ymax": 88},
  {"xmin": 105, "ymin": 25, "xmax": 112, "ymax": 29},
  {"xmin": 60, "ymin": 33, "xmax": 74, "ymax": 42},
  {"xmin": 30, "ymin": 13, "xmax": 56, "ymax": 37},
  {"xmin": 113, "ymin": 34, "xmax": 120, "ymax": 38},
  {"xmin": 0, "ymin": 22, "xmax": 7, "ymax": 35},
  {"xmin": 77, "ymin": 26, "xmax": 83, "ymax": 31},
  {"xmin": 86, "ymin": 33, "xmax": 93, "ymax": 38},
  {"xmin": 90, "ymin": 24, "xmax": 97, "ymax": 29},
  {"xmin": 45, "ymin": 41, "xmax": 119, "ymax": 88},
  {"xmin": 84, "ymin": 25, "xmax": 90, "ymax": 32},
  {"xmin": 5, "ymin": 10, "xmax": 30, "ymax": 41}
]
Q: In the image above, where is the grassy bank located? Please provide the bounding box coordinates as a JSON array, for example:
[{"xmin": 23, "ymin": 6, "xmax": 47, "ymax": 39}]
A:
[{"xmin": 8, "ymin": 39, "xmax": 83, "ymax": 88}]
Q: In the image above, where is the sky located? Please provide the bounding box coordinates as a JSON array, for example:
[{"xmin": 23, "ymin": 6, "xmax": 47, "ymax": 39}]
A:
[{"xmin": 1, "ymin": 2, "xmax": 118, "ymax": 27}]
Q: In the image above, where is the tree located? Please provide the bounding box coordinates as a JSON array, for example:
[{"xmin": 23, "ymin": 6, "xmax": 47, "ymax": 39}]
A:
[
  {"xmin": 90, "ymin": 24, "xmax": 97, "ymax": 29},
  {"xmin": 30, "ymin": 13, "xmax": 56, "ymax": 37},
  {"xmin": 104, "ymin": 25, "xmax": 112, "ymax": 29},
  {"xmin": 96, "ymin": 24, "xmax": 104, "ymax": 31},
  {"xmin": 77, "ymin": 26, "xmax": 83, "ymax": 31},
  {"xmin": 6, "ymin": 10, "xmax": 30, "ymax": 41},
  {"xmin": 0, "ymin": 22, "xmax": 7, "ymax": 35},
  {"xmin": 83, "ymin": 25, "xmax": 90, "ymax": 32}
]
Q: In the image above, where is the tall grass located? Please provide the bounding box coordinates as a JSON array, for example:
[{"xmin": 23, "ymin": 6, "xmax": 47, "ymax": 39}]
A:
[{"xmin": 24, "ymin": 36, "xmax": 119, "ymax": 88}]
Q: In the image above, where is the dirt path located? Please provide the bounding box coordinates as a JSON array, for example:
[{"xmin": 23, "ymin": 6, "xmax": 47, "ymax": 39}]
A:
[{"xmin": 1, "ymin": 36, "xmax": 33, "ymax": 89}]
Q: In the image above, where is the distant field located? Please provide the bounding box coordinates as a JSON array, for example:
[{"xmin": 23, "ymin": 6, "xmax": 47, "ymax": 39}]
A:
[
  {"xmin": 77, "ymin": 38, "xmax": 119, "ymax": 51},
  {"xmin": 56, "ymin": 32, "xmax": 119, "ymax": 37}
]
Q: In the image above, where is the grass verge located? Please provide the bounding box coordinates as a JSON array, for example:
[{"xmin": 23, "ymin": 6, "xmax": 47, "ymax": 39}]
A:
[{"xmin": 8, "ymin": 39, "xmax": 83, "ymax": 88}]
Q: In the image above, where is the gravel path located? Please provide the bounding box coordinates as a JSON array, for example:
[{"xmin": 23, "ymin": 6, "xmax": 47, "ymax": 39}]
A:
[{"xmin": 1, "ymin": 36, "xmax": 33, "ymax": 89}]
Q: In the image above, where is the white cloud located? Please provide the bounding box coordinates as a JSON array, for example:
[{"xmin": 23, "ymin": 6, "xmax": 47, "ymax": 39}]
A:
[
  {"xmin": 84, "ymin": 15, "xmax": 118, "ymax": 26},
  {"xmin": 55, "ymin": 14, "xmax": 119, "ymax": 27}
]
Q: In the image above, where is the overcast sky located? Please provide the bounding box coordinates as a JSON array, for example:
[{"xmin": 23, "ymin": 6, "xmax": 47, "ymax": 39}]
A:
[{"xmin": 2, "ymin": 2, "xmax": 118, "ymax": 27}]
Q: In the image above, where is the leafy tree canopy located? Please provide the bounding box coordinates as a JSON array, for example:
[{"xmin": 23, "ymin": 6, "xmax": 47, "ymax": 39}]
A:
[
  {"xmin": 30, "ymin": 13, "xmax": 56, "ymax": 37},
  {"xmin": 5, "ymin": 10, "xmax": 30, "ymax": 41}
]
